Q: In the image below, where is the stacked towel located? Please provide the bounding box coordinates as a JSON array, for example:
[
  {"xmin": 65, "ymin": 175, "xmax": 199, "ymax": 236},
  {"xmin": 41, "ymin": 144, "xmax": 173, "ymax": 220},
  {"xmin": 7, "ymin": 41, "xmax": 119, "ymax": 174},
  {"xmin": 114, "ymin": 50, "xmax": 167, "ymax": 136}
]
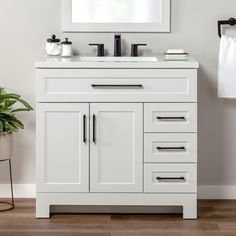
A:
[{"xmin": 218, "ymin": 36, "xmax": 236, "ymax": 98}]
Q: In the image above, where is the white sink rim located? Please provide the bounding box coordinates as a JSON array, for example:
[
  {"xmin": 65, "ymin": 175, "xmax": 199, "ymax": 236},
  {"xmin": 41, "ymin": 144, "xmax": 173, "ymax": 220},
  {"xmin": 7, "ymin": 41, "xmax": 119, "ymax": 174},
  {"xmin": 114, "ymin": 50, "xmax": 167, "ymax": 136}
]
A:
[{"xmin": 76, "ymin": 56, "xmax": 158, "ymax": 62}]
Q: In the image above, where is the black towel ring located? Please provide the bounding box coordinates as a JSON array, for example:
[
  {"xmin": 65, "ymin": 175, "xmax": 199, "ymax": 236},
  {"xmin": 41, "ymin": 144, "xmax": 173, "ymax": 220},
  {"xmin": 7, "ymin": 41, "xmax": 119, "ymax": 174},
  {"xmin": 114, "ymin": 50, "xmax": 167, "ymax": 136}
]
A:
[{"xmin": 218, "ymin": 18, "xmax": 236, "ymax": 38}]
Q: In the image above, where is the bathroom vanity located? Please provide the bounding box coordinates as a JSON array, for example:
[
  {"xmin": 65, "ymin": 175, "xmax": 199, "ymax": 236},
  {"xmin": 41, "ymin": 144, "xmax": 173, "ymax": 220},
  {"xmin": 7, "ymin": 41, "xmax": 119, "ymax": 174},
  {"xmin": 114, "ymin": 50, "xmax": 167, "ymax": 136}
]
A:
[{"xmin": 35, "ymin": 56, "xmax": 199, "ymax": 219}]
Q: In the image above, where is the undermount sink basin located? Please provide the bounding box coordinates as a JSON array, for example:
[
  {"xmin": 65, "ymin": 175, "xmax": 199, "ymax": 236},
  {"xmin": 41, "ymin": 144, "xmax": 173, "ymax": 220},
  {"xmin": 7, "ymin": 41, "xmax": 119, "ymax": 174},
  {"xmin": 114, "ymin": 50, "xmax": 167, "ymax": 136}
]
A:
[{"xmin": 76, "ymin": 56, "xmax": 158, "ymax": 62}]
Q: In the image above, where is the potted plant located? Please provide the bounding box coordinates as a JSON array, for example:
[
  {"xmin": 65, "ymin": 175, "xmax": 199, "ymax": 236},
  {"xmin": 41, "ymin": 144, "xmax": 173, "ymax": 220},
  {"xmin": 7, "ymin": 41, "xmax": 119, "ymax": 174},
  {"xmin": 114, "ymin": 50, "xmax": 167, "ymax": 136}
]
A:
[{"xmin": 0, "ymin": 87, "xmax": 33, "ymax": 160}]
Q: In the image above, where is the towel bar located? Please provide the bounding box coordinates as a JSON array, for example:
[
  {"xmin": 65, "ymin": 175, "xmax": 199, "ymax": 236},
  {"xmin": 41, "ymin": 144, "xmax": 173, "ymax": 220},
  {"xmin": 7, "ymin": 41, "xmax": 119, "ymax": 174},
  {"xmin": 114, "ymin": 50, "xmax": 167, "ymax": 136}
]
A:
[{"xmin": 218, "ymin": 18, "xmax": 236, "ymax": 38}]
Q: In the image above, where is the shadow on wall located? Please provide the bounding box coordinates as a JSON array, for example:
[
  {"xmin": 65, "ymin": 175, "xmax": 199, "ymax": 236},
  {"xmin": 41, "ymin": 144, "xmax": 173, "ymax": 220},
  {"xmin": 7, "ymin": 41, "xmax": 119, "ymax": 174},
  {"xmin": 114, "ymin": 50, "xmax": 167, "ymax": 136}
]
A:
[
  {"xmin": 197, "ymin": 67, "xmax": 223, "ymax": 185},
  {"xmin": 218, "ymin": 98, "xmax": 236, "ymax": 185},
  {"xmin": 198, "ymin": 59, "xmax": 236, "ymax": 186}
]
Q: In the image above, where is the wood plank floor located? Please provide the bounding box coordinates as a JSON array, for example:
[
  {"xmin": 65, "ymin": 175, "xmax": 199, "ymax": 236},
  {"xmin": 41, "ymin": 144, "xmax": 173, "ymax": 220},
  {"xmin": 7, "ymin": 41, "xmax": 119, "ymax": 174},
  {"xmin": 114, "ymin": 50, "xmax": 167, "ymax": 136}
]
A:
[{"xmin": 0, "ymin": 199, "xmax": 236, "ymax": 236}]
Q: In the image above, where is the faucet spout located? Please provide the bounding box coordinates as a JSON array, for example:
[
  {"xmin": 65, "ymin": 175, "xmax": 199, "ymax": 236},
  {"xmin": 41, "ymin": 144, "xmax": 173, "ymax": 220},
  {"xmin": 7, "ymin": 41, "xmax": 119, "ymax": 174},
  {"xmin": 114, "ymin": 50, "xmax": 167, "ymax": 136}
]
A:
[{"xmin": 114, "ymin": 34, "xmax": 122, "ymax": 57}]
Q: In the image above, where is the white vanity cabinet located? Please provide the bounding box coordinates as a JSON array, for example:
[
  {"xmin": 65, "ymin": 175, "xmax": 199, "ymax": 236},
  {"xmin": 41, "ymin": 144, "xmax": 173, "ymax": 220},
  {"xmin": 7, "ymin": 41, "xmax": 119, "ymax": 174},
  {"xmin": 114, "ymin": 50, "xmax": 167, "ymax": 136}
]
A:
[
  {"xmin": 37, "ymin": 102, "xmax": 143, "ymax": 193},
  {"xmin": 89, "ymin": 103, "xmax": 143, "ymax": 193},
  {"xmin": 36, "ymin": 57, "xmax": 199, "ymax": 219},
  {"xmin": 37, "ymin": 103, "xmax": 89, "ymax": 193}
]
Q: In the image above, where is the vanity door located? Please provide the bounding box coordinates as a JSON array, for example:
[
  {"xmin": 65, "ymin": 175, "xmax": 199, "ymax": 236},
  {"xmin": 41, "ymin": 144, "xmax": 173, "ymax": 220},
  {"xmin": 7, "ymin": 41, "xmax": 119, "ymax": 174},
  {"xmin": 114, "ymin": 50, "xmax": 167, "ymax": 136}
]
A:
[
  {"xmin": 90, "ymin": 103, "xmax": 143, "ymax": 193},
  {"xmin": 37, "ymin": 103, "xmax": 89, "ymax": 193}
]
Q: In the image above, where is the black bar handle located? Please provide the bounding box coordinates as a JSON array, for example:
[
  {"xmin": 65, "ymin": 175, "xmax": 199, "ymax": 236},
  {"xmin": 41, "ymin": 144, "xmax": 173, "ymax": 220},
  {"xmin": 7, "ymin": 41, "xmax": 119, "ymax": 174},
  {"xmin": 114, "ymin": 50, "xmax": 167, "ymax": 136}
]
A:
[
  {"xmin": 157, "ymin": 146, "xmax": 186, "ymax": 151},
  {"xmin": 156, "ymin": 177, "xmax": 186, "ymax": 181},
  {"xmin": 93, "ymin": 115, "xmax": 96, "ymax": 144},
  {"xmin": 156, "ymin": 116, "xmax": 186, "ymax": 120},
  {"xmin": 218, "ymin": 18, "xmax": 236, "ymax": 38},
  {"xmin": 91, "ymin": 84, "xmax": 143, "ymax": 89},
  {"xmin": 131, "ymin": 43, "xmax": 147, "ymax": 57},
  {"xmin": 83, "ymin": 115, "xmax": 86, "ymax": 143},
  {"xmin": 89, "ymin": 43, "xmax": 105, "ymax": 57}
]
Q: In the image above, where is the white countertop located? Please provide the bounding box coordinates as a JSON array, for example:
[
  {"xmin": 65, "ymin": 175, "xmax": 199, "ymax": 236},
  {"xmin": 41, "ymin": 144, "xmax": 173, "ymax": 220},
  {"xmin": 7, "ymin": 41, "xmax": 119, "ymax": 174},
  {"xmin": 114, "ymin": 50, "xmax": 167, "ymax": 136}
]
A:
[{"xmin": 35, "ymin": 55, "xmax": 199, "ymax": 69}]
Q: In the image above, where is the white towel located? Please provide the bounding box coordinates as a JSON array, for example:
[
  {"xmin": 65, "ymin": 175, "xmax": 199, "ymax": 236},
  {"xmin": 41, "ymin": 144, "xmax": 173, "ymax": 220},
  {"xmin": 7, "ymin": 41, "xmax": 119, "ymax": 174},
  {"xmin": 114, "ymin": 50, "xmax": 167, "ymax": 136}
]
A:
[{"xmin": 218, "ymin": 35, "xmax": 236, "ymax": 98}]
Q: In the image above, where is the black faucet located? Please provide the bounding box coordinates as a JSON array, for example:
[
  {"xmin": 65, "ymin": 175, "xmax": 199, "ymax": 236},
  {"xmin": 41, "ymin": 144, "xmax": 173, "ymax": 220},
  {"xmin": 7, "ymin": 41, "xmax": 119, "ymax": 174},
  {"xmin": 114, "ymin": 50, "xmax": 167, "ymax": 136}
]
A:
[
  {"xmin": 131, "ymin": 44, "xmax": 147, "ymax": 57},
  {"xmin": 114, "ymin": 34, "xmax": 121, "ymax": 57},
  {"xmin": 89, "ymin": 43, "xmax": 105, "ymax": 57}
]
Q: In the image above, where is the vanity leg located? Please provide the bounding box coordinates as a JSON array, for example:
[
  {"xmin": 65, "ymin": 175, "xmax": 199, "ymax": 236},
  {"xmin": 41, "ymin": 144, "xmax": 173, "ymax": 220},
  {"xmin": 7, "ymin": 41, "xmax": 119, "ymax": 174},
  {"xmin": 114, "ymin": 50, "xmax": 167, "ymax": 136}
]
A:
[
  {"xmin": 36, "ymin": 199, "xmax": 50, "ymax": 218},
  {"xmin": 183, "ymin": 198, "xmax": 197, "ymax": 219}
]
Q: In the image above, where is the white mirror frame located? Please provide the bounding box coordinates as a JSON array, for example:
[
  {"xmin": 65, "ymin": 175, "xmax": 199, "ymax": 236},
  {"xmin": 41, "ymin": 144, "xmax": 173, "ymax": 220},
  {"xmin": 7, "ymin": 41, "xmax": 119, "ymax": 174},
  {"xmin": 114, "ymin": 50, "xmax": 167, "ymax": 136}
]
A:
[{"xmin": 62, "ymin": 0, "xmax": 171, "ymax": 32}]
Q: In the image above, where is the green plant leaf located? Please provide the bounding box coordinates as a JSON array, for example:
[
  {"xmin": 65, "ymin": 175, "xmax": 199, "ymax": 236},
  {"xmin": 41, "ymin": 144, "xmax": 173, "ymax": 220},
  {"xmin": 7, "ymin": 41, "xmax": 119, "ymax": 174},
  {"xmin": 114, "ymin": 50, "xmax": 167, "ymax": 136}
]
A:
[
  {"xmin": 4, "ymin": 122, "xmax": 18, "ymax": 133},
  {"xmin": 12, "ymin": 108, "xmax": 32, "ymax": 113},
  {"xmin": 0, "ymin": 93, "xmax": 20, "ymax": 101},
  {"xmin": 0, "ymin": 121, "xmax": 3, "ymax": 132},
  {"xmin": 17, "ymin": 99, "xmax": 33, "ymax": 110},
  {"xmin": 0, "ymin": 111, "xmax": 16, "ymax": 119},
  {"xmin": 0, "ymin": 88, "xmax": 33, "ymax": 134},
  {"xmin": 3, "ymin": 99, "xmax": 17, "ymax": 109},
  {"xmin": 9, "ymin": 118, "xmax": 24, "ymax": 129}
]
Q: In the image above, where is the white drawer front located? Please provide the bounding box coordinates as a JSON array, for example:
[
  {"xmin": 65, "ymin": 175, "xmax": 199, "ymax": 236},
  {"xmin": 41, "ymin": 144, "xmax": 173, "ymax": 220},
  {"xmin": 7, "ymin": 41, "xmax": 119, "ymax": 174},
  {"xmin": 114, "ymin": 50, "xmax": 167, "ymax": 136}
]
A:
[
  {"xmin": 144, "ymin": 164, "xmax": 197, "ymax": 193},
  {"xmin": 36, "ymin": 69, "xmax": 197, "ymax": 102},
  {"xmin": 144, "ymin": 133, "xmax": 197, "ymax": 163},
  {"xmin": 144, "ymin": 103, "xmax": 197, "ymax": 133}
]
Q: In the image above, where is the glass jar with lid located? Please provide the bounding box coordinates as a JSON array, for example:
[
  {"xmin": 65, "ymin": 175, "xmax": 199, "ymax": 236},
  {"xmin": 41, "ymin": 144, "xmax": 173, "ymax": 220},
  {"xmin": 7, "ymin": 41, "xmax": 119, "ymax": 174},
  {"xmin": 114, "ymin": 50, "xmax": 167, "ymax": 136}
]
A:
[
  {"xmin": 61, "ymin": 38, "xmax": 73, "ymax": 57},
  {"xmin": 45, "ymin": 35, "xmax": 61, "ymax": 56}
]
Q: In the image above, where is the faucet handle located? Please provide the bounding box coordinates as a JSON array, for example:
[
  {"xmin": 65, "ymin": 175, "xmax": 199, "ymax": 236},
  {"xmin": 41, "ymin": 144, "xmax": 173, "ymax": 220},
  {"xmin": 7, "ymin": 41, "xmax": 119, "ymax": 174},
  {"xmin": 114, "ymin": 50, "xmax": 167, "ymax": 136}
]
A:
[
  {"xmin": 131, "ymin": 44, "xmax": 147, "ymax": 57},
  {"xmin": 89, "ymin": 43, "xmax": 105, "ymax": 57}
]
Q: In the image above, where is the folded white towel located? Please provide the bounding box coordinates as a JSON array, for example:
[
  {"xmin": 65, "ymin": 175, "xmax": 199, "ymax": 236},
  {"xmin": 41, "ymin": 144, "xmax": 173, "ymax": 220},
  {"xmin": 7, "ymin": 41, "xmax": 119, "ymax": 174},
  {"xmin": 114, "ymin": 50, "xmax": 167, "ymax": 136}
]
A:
[
  {"xmin": 166, "ymin": 49, "xmax": 185, "ymax": 54},
  {"xmin": 218, "ymin": 36, "xmax": 236, "ymax": 98}
]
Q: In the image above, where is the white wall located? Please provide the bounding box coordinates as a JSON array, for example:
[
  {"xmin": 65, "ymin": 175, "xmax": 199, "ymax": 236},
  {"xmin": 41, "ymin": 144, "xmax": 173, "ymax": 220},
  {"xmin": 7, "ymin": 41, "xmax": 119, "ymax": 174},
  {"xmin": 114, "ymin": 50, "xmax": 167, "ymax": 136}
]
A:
[{"xmin": 1, "ymin": 0, "xmax": 236, "ymax": 197}]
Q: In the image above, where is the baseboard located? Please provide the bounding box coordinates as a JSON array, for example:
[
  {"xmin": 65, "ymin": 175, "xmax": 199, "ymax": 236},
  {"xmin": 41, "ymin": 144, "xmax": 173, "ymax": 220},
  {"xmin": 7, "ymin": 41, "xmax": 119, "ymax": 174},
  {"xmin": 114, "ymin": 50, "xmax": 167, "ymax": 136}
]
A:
[
  {"xmin": 0, "ymin": 184, "xmax": 36, "ymax": 198},
  {"xmin": 0, "ymin": 184, "xmax": 236, "ymax": 199},
  {"xmin": 198, "ymin": 185, "xmax": 236, "ymax": 199}
]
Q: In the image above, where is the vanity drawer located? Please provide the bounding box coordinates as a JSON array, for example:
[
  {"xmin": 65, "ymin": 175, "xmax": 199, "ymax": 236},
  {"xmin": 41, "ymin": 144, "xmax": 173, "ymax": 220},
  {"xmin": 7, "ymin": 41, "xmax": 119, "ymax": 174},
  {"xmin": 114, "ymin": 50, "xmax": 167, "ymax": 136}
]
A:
[
  {"xmin": 144, "ymin": 103, "xmax": 197, "ymax": 133},
  {"xmin": 36, "ymin": 69, "xmax": 197, "ymax": 102},
  {"xmin": 144, "ymin": 164, "xmax": 197, "ymax": 193},
  {"xmin": 144, "ymin": 133, "xmax": 197, "ymax": 163}
]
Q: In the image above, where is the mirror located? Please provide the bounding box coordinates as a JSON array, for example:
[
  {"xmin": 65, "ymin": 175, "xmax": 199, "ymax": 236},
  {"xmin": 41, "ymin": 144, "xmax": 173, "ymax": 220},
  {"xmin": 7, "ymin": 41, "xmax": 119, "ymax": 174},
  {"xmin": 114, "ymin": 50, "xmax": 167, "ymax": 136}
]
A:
[{"xmin": 62, "ymin": 0, "xmax": 170, "ymax": 32}]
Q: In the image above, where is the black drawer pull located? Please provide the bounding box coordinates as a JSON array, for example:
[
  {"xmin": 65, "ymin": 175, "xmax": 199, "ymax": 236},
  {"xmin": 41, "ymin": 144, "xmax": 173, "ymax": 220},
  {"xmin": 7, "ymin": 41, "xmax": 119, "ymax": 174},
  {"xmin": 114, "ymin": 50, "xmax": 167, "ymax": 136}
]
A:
[
  {"xmin": 91, "ymin": 84, "xmax": 143, "ymax": 89},
  {"xmin": 156, "ymin": 177, "xmax": 186, "ymax": 181},
  {"xmin": 157, "ymin": 116, "xmax": 186, "ymax": 121},
  {"xmin": 157, "ymin": 146, "xmax": 186, "ymax": 151}
]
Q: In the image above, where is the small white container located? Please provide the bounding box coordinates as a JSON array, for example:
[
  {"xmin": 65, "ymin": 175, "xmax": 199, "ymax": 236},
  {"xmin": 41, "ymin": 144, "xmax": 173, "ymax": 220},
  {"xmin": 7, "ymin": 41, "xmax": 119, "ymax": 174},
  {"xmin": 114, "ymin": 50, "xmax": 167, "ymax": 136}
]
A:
[
  {"xmin": 46, "ymin": 35, "xmax": 61, "ymax": 56},
  {"xmin": 0, "ymin": 133, "xmax": 13, "ymax": 160},
  {"xmin": 61, "ymin": 38, "xmax": 73, "ymax": 57}
]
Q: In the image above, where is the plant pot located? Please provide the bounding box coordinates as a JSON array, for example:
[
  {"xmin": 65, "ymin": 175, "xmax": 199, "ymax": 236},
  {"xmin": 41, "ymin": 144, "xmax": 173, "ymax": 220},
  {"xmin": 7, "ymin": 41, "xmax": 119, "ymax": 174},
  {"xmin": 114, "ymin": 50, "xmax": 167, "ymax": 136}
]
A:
[{"xmin": 0, "ymin": 133, "xmax": 13, "ymax": 160}]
